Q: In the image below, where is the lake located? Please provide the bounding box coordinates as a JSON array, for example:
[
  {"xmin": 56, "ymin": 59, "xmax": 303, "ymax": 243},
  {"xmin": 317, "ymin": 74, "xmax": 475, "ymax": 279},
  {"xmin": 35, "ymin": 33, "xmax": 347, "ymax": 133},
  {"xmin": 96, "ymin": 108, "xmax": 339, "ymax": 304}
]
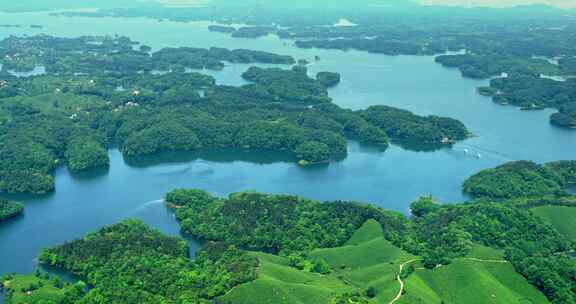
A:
[{"xmin": 0, "ymin": 11, "xmax": 574, "ymax": 286}]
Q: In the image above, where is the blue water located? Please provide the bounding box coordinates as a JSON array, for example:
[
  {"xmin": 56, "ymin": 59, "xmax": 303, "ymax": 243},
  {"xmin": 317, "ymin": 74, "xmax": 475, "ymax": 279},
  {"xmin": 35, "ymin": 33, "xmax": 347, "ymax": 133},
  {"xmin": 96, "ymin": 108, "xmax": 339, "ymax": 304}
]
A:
[{"xmin": 0, "ymin": 11, "xmax": 574, "ymax": 287}]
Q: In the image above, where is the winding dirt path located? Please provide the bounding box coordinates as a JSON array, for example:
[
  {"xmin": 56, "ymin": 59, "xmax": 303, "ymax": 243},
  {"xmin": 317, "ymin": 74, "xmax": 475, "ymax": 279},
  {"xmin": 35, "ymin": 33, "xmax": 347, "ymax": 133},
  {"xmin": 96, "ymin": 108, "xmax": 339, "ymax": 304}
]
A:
[
  {"xmin": 389, "ymin": 259, "xmax": 420, "ymax": 304},
  {"xmin": 462, "ymin": 257, "xmax": 508, "ymax": 263},
  {"xmin": 389, "ymin": 257, "xmax": 508, "ymax": 304}
]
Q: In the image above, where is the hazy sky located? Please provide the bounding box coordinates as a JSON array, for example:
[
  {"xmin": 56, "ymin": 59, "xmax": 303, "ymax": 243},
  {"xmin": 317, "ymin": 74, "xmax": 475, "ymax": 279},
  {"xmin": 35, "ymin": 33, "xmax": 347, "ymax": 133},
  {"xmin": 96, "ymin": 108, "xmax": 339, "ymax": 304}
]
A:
[
  {"xmin": 157, "ymin": 0, "xmax": 576, "ymax": 8},
  {"xmin": 418, "ymin": 0, "xmax": 576, "ymax": 8}
]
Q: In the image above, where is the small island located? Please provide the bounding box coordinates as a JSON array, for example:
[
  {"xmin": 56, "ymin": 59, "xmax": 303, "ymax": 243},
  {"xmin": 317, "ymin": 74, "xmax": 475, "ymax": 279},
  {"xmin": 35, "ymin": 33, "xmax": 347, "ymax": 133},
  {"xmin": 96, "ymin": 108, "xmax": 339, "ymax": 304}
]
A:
[
  {"xmin": 316, "ymin": 71, "xmax": 341, "ymax": 87},
  {"xmin": 0, "ymin": 198, "xmax": 23, "ymax": 222},
  {"xmin": 38, "ymin": 219, "xmax": 257, "ymax": 303},
  {"xmin": 477, "ymin": 74, "xmax": 576, "ymax": 129},
  {"xmin": 208, "ymin": 25, "xmax": 236, "ymax": 34},
  {"xmin": 463, "ymin": 160, "xmax": 576, "ymax": 199},
  {"xmin": 231, "ymin": 26, "xmax": 276, "ymax": 38}
]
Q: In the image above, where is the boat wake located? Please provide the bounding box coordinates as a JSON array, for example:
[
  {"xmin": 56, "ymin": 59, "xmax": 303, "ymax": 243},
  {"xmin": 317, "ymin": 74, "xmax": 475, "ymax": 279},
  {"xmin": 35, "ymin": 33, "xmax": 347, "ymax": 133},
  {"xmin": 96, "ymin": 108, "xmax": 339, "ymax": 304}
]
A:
[
  {"xmin": 130, "ymin": 199, "xmax": 165, "ymax": 213},
  {"xmin": 459, "ymin": 144, "xmax": 516, "ymax": 161}
]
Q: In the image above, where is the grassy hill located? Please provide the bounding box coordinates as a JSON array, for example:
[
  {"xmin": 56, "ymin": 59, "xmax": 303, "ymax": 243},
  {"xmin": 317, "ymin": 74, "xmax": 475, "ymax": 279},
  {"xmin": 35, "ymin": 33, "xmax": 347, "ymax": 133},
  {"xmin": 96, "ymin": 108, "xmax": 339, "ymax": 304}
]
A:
[
  {"xmin": 398, "ymin": 245, "xmax": 549, "ymax": 304},
  {"xmin": 2, "ymin": 274, "xmax": 69, "ymax": 304},
  {"xmin": 218, "ymin": 252, "xmax": 353, "ymax": 304},
  {"xmin": 221, "ymin": 219, "xmax": 416, "ymax": 304},
  {"xmin": 219, "ymin": 220, "xmax": 551, "ymax": 304},
  {"xmin": 531, "ymin": 205, "xmax": 576, "ymax": 241},
  {"xmin": 400, "ymin": 258, "xmax": 550, "ymax": 304},
  {"xmin": 309, "ymin": 219, "xmax": 416, "ymax": 303}
]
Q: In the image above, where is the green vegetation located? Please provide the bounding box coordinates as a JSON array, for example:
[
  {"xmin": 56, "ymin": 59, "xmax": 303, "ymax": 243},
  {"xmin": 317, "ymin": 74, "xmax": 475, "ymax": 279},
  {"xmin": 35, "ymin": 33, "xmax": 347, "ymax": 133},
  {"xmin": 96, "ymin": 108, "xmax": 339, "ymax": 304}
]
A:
[
  {"xmin": 0, "ymin": 105, "xmax": 108, "ymax": 193},
  {"xmin": 531, "ymin": 205, "xmax": 576, "ymax": 241},
  {"xmin": 241, "ymin": 66, "xmax": 331, "ymax": 105},
  {"xmin": 219, "ymin": 252, "xmax": 353, "ymax": 304},
  {"xmin": 309, "ymin": 220, "xmax": 415, "ymax": 303},
  {"xmin": 463, "ymin": 161, "xmax": 576, "ymax": 199},
  {"xmin": 0, "ymin": 35, "xmax": 468, "ymax": 194},
  {"xmin": 221, "ymin": 220, "xmax": 415, "ymax": 304},
  {"xmin": 7, "ymin": 182, "xmax": 573, "ymax": 304},
  {"xmin": 0, "ymin": 198, "xmax": 23, "ymax": 222},
  {"xmin": 232, "ymin": 26, "xmax": 276, "ymax": 39},
  {"xmin": 466, "ymin": 244, "xmax": 505, "ymax": 260},
  {"xmin": 410, "ymin": 197, "xmax": 570, "ymax": 264},
  {"xmin": 169, "ymin": 188, "xmax": 573, "ymax": 303},
  {"xmin": 208, "ymin": 25, "xmax": 236, "ymax": 34},
  {"xmin": 221, "ymin": 219, "xmax": 552, "ymax": 304},
  {"xmin": 168, "ymin": 186, "xmax": 575, "ymax": 302},
  {"xmin": 168, "ymin": 189, "xmax": 409, "ymax": 253},
  {"xmin": 1, "ymin": 273, "xmax": 85, "ymax": 304},
  {"xmin": 316, "ymin": 72, "xmax": 341, "ymax": 88},
  {"xmin": 435, "ymin": 54, "xmax": 560, "ymax": 80},
  {"xmin": 400, "ymin": 258, "xmax": 550, "ymax": 304},
  {"xmin": 65, "ymin": 135, "xmax": 109, "ymax": 172},
  {"xmin": 360, "ymin": 106, "xmax": 469, "ymax": 144},
  {"xmin": 39, "ymin": 219, "xmax": 258, "ymax": 303},
  {"xmin": 478, "ymin": 75, "xmax": 576, "ymax": 129},
  {"xmin": 409, "ymin": 198, "xmax": 575, "ymax": 304},
  {"xmin": 0, "ymin": 35, "xmax": 295, "ymax": 74}
]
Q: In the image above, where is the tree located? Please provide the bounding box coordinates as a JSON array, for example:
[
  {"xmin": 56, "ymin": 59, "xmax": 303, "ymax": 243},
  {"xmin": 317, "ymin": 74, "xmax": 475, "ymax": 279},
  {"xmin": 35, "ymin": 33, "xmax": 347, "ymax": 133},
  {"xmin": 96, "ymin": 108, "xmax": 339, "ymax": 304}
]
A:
[
  {"xmin": 410, "ymin": 196, "xmax": 439, "ymax": 217},
  {"xmin": 366, "ymin": 286, "xmax": 377, "ymax": 298}
]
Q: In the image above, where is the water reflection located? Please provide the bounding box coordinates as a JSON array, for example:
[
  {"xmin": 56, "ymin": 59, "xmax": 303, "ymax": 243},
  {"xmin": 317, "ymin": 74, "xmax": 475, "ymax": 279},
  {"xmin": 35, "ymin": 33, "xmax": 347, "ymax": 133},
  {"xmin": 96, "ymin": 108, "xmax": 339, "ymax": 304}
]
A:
[
  {"xmin": 392, "ymin": 140, "xmax": 452, "ymax": 153},
  {"xmin": 123, "ymin": 148, "xmax": 296, "ymax": 168},
  {"xmin": 69, "ymin": 166, "xmax": 110, "ymax": 181}
]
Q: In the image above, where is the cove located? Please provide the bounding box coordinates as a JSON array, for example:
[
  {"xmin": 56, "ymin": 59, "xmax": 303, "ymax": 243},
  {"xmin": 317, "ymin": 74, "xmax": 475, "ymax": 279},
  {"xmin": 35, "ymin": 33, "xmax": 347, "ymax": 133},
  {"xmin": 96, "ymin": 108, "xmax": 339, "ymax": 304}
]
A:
[{"xmin": 0, "ymin": 11, "xmax": 574, "ymax": 286}]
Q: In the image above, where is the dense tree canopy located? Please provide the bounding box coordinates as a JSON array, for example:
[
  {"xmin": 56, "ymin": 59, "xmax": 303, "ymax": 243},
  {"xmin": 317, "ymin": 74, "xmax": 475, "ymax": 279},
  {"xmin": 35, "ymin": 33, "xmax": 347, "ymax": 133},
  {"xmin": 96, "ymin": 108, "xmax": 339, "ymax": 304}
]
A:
[
  {"xmin": 316, "ymin": 72, "xmax": 341, "ymax": 88},
  {"xmin": 477, "ymin": 74, "xmax": 576, "ymax": 128},
  {"xmin": 360, "ymin": 105, "xmax": 469, "ymax": 144},
  {"xmin": 39, "ymin": 220, "xmax": 258, "ymax": 304},
  {"xmin": 241, "ymin": 66, "xmax": 331, "ymax": 105},
  {"xmin": 409, "ymin": 198, "xmax": 575, "ymax": 304},
  {"xmin": 0, "ymin": 35, "xmax": 295, "ymax": 74},
  {"xmin": 0, "ymin": 198, "xmax": 23, "ymax": 222},
  {"xmin": 463, "ymin": 161, "xmax": 576, "ymax": 199},
  {"xmin": 167, "ymin": 189, "xmax": 409, "ymax": 254}
]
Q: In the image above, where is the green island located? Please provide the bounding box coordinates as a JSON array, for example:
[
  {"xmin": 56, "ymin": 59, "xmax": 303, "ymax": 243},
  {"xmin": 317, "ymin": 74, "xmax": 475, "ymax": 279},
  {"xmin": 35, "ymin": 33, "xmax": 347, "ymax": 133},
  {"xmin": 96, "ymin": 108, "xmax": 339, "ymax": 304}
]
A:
[
  {"xmin": 478, "ymin": 74, "xmax": 576, "ymax": 129},
  {"xmin": 0, "ymin": 198, "xmax": 23, "ymax": 222},
  {"xmin": 0, "ymin": 35, "xmax": 468, "ymax": 194},
  {"xmin": 463, "ymin": 160, "xmax": 576, "ymax": 199}
]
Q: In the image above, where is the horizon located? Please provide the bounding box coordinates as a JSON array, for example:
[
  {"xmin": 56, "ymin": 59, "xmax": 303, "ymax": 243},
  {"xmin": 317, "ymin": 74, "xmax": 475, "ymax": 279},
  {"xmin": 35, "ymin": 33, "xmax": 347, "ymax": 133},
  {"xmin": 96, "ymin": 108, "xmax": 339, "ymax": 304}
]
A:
[
  {"xmin": 157, "ymin": 0, "xmax": 576, "ymax": 9},
  {"xmin": 419, "ymin": 0, "xmax": 576, "ymax": 8}
]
